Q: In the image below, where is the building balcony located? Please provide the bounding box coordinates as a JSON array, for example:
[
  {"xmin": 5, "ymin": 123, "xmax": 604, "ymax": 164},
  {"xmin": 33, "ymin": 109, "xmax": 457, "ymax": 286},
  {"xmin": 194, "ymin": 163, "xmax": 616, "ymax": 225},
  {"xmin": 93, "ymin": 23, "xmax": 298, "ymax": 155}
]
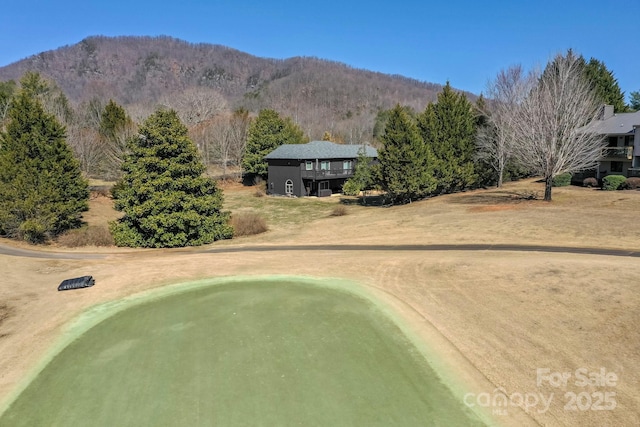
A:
[
  {"xmin": 602, "ymin": 146, "xmax": 633, "ymax": 160},
  {"xmin": 627, "ymin": 168, "xmax": 640, "ymax": 177},
  {"xmin": 301, "ymin": 169, "xmax": 353, "ymax": 180}
]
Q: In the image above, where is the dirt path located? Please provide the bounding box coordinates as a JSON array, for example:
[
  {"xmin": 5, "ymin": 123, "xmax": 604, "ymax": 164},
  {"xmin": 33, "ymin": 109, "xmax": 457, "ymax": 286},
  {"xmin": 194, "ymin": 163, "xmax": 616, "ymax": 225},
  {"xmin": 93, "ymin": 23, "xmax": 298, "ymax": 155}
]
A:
[{"xmin": 2, "ymin": 242, "xmax": 639, "ymax": 259}]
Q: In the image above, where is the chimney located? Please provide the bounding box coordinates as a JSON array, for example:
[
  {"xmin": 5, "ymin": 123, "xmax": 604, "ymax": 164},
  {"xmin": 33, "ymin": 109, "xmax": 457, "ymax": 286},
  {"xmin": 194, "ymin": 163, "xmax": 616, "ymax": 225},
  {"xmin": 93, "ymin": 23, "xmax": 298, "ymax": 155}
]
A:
[{"xmin": 600, "ymin": 105, "xmax": 614, "ymax": 120}]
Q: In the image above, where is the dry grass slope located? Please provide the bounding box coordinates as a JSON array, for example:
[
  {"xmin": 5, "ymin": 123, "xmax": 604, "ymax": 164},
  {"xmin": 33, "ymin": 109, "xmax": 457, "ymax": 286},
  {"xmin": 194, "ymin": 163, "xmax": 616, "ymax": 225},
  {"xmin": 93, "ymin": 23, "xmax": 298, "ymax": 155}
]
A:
[{"xmin": 1, "ymin": 178, "xmax": 639, "ymax": 427}]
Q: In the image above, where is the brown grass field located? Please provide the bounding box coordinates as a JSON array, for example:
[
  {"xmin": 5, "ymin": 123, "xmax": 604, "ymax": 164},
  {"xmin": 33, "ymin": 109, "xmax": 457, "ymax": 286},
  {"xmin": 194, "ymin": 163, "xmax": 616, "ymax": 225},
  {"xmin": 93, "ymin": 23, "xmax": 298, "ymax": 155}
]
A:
[{"xmin": 0, "ymin": 178, "xmax": 639, "ymax": 426}]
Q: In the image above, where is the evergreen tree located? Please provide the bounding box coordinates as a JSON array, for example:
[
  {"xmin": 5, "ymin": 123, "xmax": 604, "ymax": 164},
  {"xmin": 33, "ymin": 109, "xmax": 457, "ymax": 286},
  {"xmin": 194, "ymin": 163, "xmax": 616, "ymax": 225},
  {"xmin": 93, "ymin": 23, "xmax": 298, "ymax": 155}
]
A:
[
  {"xmin": 629, "ymin": 91, "xmax": 640, "ymax": 111},
  {"xmin": 583, "ymin": 57, "xmax": 627, "ymax": 113},
  {"xmin": 19, "ymin": 71, "xmax": 49, "ymax": 99},
  {"xmin": 372, "ymin": 105, "xmax": 416, "ymax": 143},
  {"xmin": 98, "ymin": 99, "xmax": 135, "ymax": 178},
  {"xmin": 418, "ymin": 82, "xmax": 477, "ymax": 194},
  {"xmin": 241, "ymin": 109, "xmax": 306, "ymax": 180},
  {"xmin": 377, "ymin": 105, "xmax": 436, "ymax": 203},
  {"xmin": 99, "ymin": 99, "xmax": 129, "ymax": 141},
  {"xmin": 343, "ymin": 145, "xmax": 375, "ymax": 198},
  {"xmin": 0, "ymin": 83, "xmax": 88, "ymax": 243},
  {"xmin": 473, "ymin": 94, "xmax": 499, "ymax": 188},
  {"xmin": 110, "ymin": 109, "xmax": 232, "ymax": 248},
  {"xmin": 20, "ymin": 71, "xmax": 74, "ymax": 125}
]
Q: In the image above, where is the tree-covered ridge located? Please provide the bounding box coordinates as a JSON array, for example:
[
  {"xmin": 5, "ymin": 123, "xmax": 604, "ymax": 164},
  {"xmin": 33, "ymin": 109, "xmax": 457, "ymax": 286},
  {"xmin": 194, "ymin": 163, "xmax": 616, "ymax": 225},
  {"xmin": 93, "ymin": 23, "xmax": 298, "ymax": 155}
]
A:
[
  {"xmin": 110, "ymin": 109, "xmax": 232, "ymax": 247},
  {"xmin": 0, "ymin": 35, "xmax": 466, "ymax": 142}
]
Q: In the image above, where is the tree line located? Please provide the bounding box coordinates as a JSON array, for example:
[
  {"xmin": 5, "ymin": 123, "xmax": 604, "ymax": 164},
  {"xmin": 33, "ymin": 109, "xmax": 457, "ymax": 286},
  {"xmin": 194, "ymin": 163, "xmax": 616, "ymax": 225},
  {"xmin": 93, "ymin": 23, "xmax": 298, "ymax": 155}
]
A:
[
  {"xmin": 0, "ymin": 49, "xmax": 632, "ymax": 247},
  {"xmin": 346, "ymin": 50, "xmax": 630, "ymax": 203},
  {"xmin": 0, "ymin": 72, "xmax": 307, "ymax": 247}
]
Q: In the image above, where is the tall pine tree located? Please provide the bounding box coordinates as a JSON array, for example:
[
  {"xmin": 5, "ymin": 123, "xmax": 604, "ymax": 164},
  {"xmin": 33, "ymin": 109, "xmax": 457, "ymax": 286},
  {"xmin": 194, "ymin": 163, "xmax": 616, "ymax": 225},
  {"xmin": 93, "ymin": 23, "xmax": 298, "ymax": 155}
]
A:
[
  {"xmin": 110, "ymin": 109, "xmax": 232, "ymax": 248},
  {"xmin": 99, "ymin": 99, "xmax": 135, "ymax": 179},
  {"xmin": 99, "ymin": 99, "xmax": 129, "ymax": 141},
  {"xmin": 377, "ymin": 105, "xmax": 436, "ymax": 203},
  {"xmin": 0, "ymin": 80, "xmax": 88, "ymax": 243},
  {"xmin": 343, "ymin": 145, "xmax": 375, "ymax": 198},
  {"xmin": 418, "ymin": 82, "xmax": 477, "ymax": 194},
  {"xmin": 583, "ymin": 57, "xmax": 627, "ymax": 113},
  {"xmin": 241, "ymin": 109, "xmax": 306, "ymax": 180},
  {"xmin": 630, "ymin": 90, "xmax": 640, "ymax": 111}
]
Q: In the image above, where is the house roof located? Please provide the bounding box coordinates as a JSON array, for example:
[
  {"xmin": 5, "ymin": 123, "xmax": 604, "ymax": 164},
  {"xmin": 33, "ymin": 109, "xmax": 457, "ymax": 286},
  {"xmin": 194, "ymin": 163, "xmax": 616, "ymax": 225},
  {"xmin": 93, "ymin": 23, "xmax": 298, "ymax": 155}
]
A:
[
  {"xmin": 264, "ymin": 140, "xmax": 378, "ymax": 160},
  {"xmin": 582, "ymin": 110, "xmax": 640, "ymax": 135}
]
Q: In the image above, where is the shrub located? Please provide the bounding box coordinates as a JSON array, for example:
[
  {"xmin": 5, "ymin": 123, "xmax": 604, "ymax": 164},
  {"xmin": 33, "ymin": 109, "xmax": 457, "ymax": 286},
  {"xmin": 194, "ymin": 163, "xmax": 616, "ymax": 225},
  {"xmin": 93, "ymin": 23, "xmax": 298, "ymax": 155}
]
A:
[
  {"xmin": 330, "ymin": 205, "xmax": 348, "ymax": 216},
  {"xmin": 19, "ymin": 219, "xmax": 48, "ymax": 244},
  {"xmin": 57, "ymin": 225, "xmax": 115, "ymax": 247},
  {"xmin": 623, "ymin": 177, "xmax": 640, "ymax": 190},
  {"xmin": 552, "ymin": 172, "xmax": 572, "ymax": 187},
  {"xmin": 342, "ymin": 179, "xmax": 361, "ymax": 196},
  {"xmin": 254, "ymin": 188, "xmax": 265, "ymax": 197},
  {"xmin": 602, "ymin": 175, "xmax": 626, "ymax": 191},
  {"xmin": 582, "ymin": 177, "xmax": 598, "ymax": 188},
  {"xmin": 230, "ymin": 212, "xmax": 268, "ymax": 237}
]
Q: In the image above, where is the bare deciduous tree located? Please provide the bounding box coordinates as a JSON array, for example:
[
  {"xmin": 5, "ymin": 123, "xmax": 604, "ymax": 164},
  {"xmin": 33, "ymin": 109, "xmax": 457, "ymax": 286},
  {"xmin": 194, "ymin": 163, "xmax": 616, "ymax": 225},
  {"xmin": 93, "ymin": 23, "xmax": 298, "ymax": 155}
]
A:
[
  {"xmin": 66, "ymin": 124, "xmax": 103, "ymax": 175},
  {"xmin": 510, "ymin": 53, "xmax": 606, "ymax": 201},
  {"xmin": 0, "ymin": 88, "xmax": 13, "ymax": 131},
  {"xmin": 191, "ymin": 109, "xmax": 250, "ymax": 180},
  {"xmin": 160, "ymin": 87, "xmax": 227, "ymax": 126},
  {"xmin": 198, "ymin": 116, "xmax": 234, "ymax": 178},
  {"xmin": 478, "ymin": 65, "xmax": 534, "ymax": 187},
  {"xmin": 227, "ymin": 108, "xmax": 251, "ymax": 169},
  {"xmin": 101, "ymin": 119, "xmax": 137, "ymax": 179}
]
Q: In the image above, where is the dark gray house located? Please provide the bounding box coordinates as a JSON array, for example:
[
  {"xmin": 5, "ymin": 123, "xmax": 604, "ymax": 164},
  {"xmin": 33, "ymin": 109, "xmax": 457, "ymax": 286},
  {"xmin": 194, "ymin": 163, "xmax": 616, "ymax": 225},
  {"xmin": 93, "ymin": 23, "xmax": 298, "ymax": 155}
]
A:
[{"xmin": 264, "ymin": 140, "xmax": 378, "ymax": 197}]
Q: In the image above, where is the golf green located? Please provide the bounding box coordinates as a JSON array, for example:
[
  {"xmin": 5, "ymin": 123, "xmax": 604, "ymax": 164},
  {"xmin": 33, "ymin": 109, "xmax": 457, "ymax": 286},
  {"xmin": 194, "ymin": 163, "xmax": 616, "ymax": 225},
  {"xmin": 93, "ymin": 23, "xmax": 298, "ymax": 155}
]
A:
[{"xmin": 0, "ymin": 279, "xmax": 485, "ymax": 426}]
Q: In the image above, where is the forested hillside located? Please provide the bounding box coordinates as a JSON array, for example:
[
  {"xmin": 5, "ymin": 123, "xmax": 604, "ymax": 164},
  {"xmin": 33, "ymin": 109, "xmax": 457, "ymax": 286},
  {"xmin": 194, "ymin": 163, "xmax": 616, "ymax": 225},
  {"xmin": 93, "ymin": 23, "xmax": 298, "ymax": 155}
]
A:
[{"xmin": 0, "ymin": 35, "xmax": 472, "ymax": 142}]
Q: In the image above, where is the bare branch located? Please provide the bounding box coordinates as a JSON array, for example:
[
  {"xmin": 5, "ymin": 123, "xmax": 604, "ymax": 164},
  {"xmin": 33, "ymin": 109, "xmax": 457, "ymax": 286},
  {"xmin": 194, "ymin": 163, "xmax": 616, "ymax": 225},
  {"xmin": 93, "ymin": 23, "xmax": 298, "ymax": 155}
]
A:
[
  {"xmin": 478, "ymin": 65, "xmax": 536, "ymax": 187},
  {"xmin": 508, "ymin": 53, "xmax": 606, "ymax": 200}
]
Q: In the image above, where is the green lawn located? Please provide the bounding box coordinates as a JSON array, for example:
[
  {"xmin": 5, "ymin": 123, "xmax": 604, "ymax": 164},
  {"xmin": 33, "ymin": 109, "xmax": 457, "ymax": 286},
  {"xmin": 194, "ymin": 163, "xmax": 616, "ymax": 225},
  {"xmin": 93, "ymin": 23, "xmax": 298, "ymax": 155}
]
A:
[
  {"xmin": 0, "ymin": 279, "xmax": 485, "ymax": 426},
  {"xmin": 223, "ymin": 188, "xmax": 347, "ymax": 227}
]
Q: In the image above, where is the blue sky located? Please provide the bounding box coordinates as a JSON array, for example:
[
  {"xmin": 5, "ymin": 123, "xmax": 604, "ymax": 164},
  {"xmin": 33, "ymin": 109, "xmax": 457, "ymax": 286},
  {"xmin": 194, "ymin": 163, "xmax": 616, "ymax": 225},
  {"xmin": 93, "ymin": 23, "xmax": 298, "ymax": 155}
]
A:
[{"xmin": 1, "ymin": 0, "xmax": 638, "ymax": 99}]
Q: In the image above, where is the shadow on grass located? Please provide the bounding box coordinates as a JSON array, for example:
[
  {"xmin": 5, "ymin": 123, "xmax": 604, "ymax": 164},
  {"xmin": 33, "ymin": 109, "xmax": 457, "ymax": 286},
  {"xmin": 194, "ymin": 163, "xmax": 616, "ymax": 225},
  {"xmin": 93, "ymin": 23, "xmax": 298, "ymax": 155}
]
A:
[
  {"xmin": 445, "ymin": 190, "xmax": 540, "ymax": 205},
  {"xmin": 339, "ymin": 195, "xmax": 387, "ymax": 207}
]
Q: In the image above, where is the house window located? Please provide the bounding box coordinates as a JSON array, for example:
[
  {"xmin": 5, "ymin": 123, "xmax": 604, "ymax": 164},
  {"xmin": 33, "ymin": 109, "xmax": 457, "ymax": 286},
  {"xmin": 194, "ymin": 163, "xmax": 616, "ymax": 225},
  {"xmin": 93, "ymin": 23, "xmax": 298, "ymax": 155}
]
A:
[
  {"xmin": 608, "ymin": 136, "xmax": 618, "ymax": 147},
  {"xmin": 625, "ymin": 135, "xmax": 634, "ymax": 146},
  {"xmin": 343, "ymin": 160, "xmax": 353, "ymax": 171},
  {"xmin": 319, "ymin": 181, "xmax": 330, "ymax": 190},
  {"xmin": 610, "ymin": 161, "xmax": 623, "ymax": 173},
  {"xmin": 305, "ymin": 161, "xmax": 313, "ymax": 170},
  {"xmin": 285, "ymin": 179, "xmax": 293, "ymax": 195},
  {"xmin": 320, "ymin": 161, "xmax": 330, "ymax": 171}
]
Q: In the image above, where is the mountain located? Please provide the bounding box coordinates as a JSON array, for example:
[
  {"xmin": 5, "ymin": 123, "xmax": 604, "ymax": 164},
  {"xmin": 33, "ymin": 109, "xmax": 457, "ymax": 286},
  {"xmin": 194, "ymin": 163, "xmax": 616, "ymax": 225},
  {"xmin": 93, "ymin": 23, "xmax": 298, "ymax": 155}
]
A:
[{"xmin": 0, "ymin": 35, "xmax": 475, "ymax": 142}]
